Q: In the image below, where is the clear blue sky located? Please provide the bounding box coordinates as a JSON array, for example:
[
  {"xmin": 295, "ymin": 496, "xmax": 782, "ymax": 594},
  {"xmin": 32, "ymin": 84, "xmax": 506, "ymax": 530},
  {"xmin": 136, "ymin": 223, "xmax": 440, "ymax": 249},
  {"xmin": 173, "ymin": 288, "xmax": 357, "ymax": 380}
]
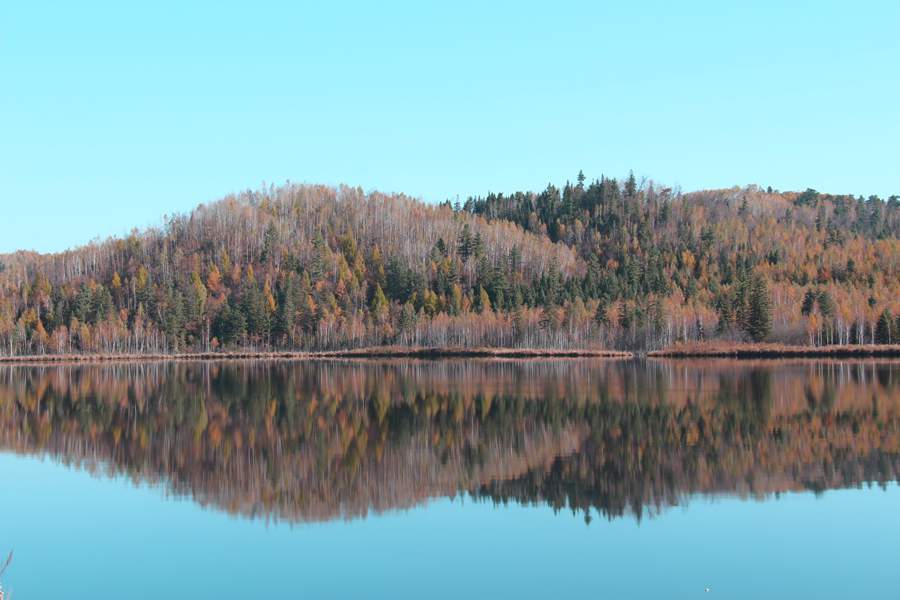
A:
[{"xmin": 2, "ymin": 1, "xmax": 898, "ymax": 253}]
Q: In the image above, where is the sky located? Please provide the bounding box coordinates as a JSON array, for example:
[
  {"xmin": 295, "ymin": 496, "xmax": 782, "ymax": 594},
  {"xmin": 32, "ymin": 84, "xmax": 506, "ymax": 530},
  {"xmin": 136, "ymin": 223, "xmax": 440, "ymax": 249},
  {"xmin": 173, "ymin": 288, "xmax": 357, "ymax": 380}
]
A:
[{"xmin": 1, "ymin": 0, "xmax": 898, "ymax": 254}]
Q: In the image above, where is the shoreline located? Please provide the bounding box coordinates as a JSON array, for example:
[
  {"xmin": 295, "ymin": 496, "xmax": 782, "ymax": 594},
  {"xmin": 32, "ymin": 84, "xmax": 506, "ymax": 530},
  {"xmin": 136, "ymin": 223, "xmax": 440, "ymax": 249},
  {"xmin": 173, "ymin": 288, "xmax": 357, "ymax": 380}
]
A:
[
  {"xmin": 0, "ymin": 346, "xmax": 632, "ymax": 365},
  {"xmin": 647, "ymin": 342, "xmax": 900, "ymax": 358},
  {"xmin": 2, "ymin": 343, "xmax": 899, "ymax": 365}
]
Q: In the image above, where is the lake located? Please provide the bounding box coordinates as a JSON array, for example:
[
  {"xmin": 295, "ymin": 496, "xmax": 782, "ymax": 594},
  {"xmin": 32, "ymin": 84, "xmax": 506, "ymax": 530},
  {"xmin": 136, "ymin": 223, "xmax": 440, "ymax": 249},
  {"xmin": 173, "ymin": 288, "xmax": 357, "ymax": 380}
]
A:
[{"xmin": 1, "ymin": 358, "xmax": 898, "ymax": 599}]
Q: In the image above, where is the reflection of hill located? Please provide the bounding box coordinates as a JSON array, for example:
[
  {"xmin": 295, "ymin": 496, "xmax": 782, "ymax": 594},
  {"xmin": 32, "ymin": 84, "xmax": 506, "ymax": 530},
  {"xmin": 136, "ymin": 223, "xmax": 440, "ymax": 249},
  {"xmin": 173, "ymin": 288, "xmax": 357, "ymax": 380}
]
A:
[
  {"xmin": 0, "ymin": 359, "xmax": 898, "ymax": 523},
  {"xmin": 475, "ymin": 360, "xmax": 900, "ymax": 520}
]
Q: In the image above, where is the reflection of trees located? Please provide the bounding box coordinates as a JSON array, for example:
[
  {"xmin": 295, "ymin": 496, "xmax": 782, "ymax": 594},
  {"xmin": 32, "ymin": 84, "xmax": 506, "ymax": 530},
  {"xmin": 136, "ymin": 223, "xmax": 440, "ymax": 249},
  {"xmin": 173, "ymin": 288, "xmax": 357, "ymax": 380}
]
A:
[
  {"xmin": 475, "ymin": 362, "xmax": 900, "ymax": 520},
  {"xmin": 0, "ymin": 359, "xmax": 898, "ymax": 523}
]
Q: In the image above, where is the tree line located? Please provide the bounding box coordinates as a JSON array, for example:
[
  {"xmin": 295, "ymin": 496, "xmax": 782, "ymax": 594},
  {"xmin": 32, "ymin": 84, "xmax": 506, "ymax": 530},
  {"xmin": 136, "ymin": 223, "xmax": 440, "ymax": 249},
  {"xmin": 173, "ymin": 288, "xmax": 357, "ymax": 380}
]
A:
[{"xmin": 0, "ymin": 175, "xmax": 897, "ymax": 356}]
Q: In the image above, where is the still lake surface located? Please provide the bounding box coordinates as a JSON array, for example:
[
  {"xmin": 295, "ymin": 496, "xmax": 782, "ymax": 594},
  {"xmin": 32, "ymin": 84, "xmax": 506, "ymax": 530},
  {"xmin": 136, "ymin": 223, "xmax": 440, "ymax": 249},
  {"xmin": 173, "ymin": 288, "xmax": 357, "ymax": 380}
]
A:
[{"xmin": 1, "ymin": 358, "xmax": 898, "ymax": 599}]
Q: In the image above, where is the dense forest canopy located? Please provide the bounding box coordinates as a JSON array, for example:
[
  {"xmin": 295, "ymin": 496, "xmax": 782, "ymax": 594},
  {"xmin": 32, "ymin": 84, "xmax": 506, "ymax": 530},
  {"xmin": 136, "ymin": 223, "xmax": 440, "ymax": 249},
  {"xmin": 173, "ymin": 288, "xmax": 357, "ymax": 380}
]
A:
[{"xmin": 0, "ymin": 175, "xmax": 898, "ymax": 355}]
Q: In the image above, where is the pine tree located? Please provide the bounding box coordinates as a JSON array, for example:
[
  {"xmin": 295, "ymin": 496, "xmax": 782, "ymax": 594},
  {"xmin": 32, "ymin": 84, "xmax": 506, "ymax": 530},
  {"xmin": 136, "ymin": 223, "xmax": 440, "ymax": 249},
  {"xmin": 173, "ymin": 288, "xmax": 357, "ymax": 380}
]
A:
[
  {"xmin": 512, "ymin": 306, "xmax": 526, "ymax": 341},
  {"xmin": 746, "ymin": 275, "xmax": 772, "ymax": 342},
  {"xmin": 875, "ymin": 310, "xmax": 893, "ymax": 344},
  {"xmin": 618, "ymin": 300, "xmax": 632, "ymax": 332},
  {"xmin": 800, "ymin": 289, "xmax": 817, "ymax": 316},
  {"xmin": 260, "ymin": 223, "xmax": 279, "ymax": 264},
  {"xmin": 472, "ymin": 232, "xmax": 485, "ymax": 259},
  {"xmin": 430, "ymin": 238, "xmax": 448, "ymax": 260},
  {"xmin": 594, "ymin": 298, "xmax": 610, "ymax": 327},
  {"xmin": 241, "ymin": 284, "xmax": 270, "ymax": 340},
  {"xmin": 817, "ymin": 290, "xmax": 835, "ymax": 319},
  {"xmin": 457, "ymin": 224, "xmax": 473, "ymax": 262},
  {"xmin": 275, "ymin": 276, "xmax": 299, "ymax": 346},
  {"xmin": 213, "ymin": 302, "xmax": 246, "ymax": 346},
  {"xmin": 309, "ymin": 233, "xmax": 328, "ymax": 282},
  {"xmin": 299, "ymin": 294, "xmax": 318, "ymax": 334},
  {"xmin": 624, "ymin": 171, "xmax": 637, "ymax": 198},
  {"xmin": 163, "ymin": 291, "xmax": 187, "ymax": 350},
  {"xmin": 91, "ymin": 286, "xmax": 114, "ymax": 323},
  {"xmin": 399, "ymin": 302, "xmax": 417, "ymax": 334}
]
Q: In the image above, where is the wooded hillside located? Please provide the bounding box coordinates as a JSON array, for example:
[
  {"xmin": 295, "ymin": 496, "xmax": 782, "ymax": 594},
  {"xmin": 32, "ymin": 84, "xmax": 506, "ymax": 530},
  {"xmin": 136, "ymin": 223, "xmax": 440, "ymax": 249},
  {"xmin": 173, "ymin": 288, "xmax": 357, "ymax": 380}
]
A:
[{"xmin": 0, "ymin": 175, "xmax": 897, "ymax": 355}]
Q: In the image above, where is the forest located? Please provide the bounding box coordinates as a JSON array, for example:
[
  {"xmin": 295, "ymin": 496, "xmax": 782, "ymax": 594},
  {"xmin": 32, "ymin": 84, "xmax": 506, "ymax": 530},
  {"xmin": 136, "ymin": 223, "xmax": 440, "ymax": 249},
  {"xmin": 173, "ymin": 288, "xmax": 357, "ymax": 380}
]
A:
[{"xmin": 0, "ymin": 174, "xmax": 898, "ymax": 356}]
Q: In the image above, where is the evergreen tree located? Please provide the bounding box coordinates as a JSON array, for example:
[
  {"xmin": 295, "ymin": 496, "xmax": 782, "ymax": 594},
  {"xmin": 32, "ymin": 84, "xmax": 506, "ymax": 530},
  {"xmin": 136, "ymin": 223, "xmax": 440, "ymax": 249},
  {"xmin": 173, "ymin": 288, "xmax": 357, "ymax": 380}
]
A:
[
  {"xmin": 275, "ymin": 275, "xmax": 299, "ymax": 345},
  {"xmin": 309, "ymin": 233, "xmax": 329, "ymax": 282},
  {"xmin": 457, "ymin": 224, "xmax": 473, "ymax": 262},
  {"xmin": 594, "ymin": 298, "xmax": 610, "ymax": 327},
  {"xmin": 512, "ymin": 306, "xmax": 526, "ymax": 341},
  {"xmin": 275, "ymin": 292, "xmax": 296, "ymax": 345},
  {"xmin": 746, "ymin": 275, "xmax": 772, "ymax": 342},
  {"xmin": 399, "ymin": 302, "xmax": 417, "ymax": 334},
  {"xmin": 472, "ymin": 232, "xmax": 485, "ymax": 259},
  {"xmin": 72, "ymin": 284, "xmax": 93, "ymax": 323},
  {"xmin": 618, "ymin": 301, "xmax": 632, "ymax": 332},
  {"xmin": 800, "ymin": 289, "xmax": 817, "ymax": 316},
  {"xmin": 624, "ymin": 171, "xmax": 637, "ymax": 197},
  {"xmin": 241, "ymin": 284, "xmax": 271, "ymax": 340},
  {"xmin": 817, "ymin": 290, "xmax": 835, "ymax": 319},
  {"xmin": 299, "ymin": 294, "xmax": 318, "ymax": 335},
  {"xmin": 91, "ymin": 285, "xmax": 114, "ymax": 323},
  {"xmin": 213, "ymin": 302, "xmax": 246, "ymax": 346},
  {"xmin": 875, "ymin": 310, "xmax": 894, "ymax": 344},
  {"xmin": 260, "ymin": 223, "xmax": 279, "ymax": 264},
  {"xmin": 163, "ymin": 291, "xmax": 187, "ymax": 350}
]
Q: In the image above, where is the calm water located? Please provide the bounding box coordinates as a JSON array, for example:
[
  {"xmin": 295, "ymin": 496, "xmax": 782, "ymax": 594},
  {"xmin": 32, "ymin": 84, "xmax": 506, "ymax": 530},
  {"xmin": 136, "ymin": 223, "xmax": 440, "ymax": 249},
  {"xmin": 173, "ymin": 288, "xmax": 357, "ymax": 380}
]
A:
[{"xmin": 1, "ymin": 358, "xmax": 898, "ymax": 599}]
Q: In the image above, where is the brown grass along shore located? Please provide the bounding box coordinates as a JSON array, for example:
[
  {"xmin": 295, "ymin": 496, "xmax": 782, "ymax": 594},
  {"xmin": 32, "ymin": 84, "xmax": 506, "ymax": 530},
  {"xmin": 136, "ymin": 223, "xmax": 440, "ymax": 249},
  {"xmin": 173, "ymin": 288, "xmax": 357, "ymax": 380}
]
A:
[
  {"xmin": 648, "ymin": 342, "xmax": 900, "ymax": 358},
  {"xmin": 3, "ymin": 343, "xmax": 898, "ymax": 364},
  {"xmin": 0, "ymin": 346, "xmax": 632, "ymax": 365}
]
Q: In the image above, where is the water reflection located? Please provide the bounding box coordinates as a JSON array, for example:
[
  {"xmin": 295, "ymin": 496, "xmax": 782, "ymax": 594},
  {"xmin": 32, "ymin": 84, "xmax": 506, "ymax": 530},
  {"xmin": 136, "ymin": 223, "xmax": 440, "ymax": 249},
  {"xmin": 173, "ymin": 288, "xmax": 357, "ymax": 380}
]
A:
[{"xmin": 1, "ymin": 359, "xmax": 898, "ymax": 523}]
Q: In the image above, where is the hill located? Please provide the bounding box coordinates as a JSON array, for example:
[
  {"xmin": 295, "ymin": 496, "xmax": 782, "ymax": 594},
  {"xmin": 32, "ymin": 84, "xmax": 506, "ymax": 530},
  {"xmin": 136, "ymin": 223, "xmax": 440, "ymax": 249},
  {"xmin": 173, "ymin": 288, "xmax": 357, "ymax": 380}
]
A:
[{"xmin": 0, "ymin": 175, "xmax": 897, "ymax": 356}]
